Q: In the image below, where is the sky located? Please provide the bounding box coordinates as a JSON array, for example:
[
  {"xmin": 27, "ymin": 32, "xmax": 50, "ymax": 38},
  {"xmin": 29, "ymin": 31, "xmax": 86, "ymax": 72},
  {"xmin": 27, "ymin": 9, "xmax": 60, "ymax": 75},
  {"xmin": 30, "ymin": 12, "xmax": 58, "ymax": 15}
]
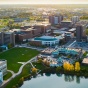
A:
[{"xmin": 0, "ymin": 0, "xmax": 88, "ymax": 4}]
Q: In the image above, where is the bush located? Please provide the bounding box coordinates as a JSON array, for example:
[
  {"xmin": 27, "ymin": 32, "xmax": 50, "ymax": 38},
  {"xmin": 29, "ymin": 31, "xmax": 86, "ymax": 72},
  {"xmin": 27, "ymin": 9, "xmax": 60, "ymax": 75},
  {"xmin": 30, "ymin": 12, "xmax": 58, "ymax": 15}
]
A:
[
  {"xmin": 8, "ymin": 43, "xmax": 13, "ymax": 49},
  {"xmin": 0, "ymin": 47, "xmax": 3, "ymax": 52},
  {"xmin": 18, "ymin": 77, "xmax": 24, "ymax": 87},
  {"xmin": 24, "ymin": 74, "xmax": 31, "ymax": 80}
]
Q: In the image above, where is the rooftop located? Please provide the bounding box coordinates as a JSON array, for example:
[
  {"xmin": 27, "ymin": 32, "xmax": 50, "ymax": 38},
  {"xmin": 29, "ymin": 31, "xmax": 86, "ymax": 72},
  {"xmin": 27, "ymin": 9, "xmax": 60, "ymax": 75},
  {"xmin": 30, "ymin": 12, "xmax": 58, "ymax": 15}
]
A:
[
  {"xmin": 0, "ymin": 60, "xmax": 6, "ymax": 65},
  {"xmin": 69, "ymin": 28, "xmax": 76, "ymax": 32},
  {"xmin": 82, "ymin": 58, "xmax": 88, "ymax": 64},
  {"xmin": 34, "ymin": 36, "xmax": 57, "ymax": 41}
]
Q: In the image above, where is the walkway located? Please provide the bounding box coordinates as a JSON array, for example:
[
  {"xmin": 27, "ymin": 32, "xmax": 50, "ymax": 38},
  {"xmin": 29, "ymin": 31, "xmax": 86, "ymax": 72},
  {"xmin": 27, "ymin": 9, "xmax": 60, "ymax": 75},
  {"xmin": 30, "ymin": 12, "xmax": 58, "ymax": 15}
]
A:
[{"xmin": 0, "ymin": 56, "xmax": 37, "ymax": 88}]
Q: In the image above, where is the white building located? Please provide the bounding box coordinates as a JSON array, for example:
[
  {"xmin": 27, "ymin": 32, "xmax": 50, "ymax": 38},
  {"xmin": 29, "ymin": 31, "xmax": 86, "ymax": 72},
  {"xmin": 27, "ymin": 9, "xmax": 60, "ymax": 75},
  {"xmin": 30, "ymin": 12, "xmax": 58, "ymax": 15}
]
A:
[
  {"xmin": 0, "ymin": 72, "xmax": 3, "ymax": 84},
  {"xmin": 0, "ymin": 60, "xmax": 7, "ymax": 76},
  {"xmin": 33, "ymin": 36, "xmax": 60, "ymax": 46},
  {"xmin": 71, "ymin": 16, "xmax": 80, "ymax": 24}
]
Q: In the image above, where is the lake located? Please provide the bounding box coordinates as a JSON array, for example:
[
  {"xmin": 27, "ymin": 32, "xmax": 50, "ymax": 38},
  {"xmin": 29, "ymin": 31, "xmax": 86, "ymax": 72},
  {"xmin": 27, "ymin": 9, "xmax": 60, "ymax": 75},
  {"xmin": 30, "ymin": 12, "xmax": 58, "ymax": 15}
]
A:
[{"xmin": 21, "ymin": 73, "xmax": 88, "ymax": 88}]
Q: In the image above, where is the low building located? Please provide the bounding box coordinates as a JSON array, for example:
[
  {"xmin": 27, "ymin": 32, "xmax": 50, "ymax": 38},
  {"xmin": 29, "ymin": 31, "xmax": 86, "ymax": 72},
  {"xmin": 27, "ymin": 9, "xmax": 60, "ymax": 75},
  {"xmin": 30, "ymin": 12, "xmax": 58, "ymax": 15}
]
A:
[
  {"xmin": 61, "ymin": 21, "xmax": 72, "ymax": 28},
  {"xmin": 30, "ymin": 36, "xmax": 60, "ymax": 46},
  {"xmin": 0, "ymin": 60, "xmax": 7, "ymax": 76},
  {"xmin": 64, "ymin": 32, "xmax": 74, "ymax": 42},
  {"xmin": 82, "ymin": 58, "xmax": 88, "ymax": 65},
  {"xmin": 52, "ymin": 48, "xmax": 81, "ymax": 57},
  {"xmin": 41, "ymin": 48, "xmax": 55, "ymax": 55}
]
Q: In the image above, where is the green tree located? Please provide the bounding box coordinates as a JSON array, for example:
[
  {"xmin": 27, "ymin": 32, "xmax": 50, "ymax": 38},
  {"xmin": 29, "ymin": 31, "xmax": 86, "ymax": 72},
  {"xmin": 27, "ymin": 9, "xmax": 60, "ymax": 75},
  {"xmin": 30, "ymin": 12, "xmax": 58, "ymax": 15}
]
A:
[{"xmin": 85, "ymin": 29, "xmax": 88, "ymax": 35}]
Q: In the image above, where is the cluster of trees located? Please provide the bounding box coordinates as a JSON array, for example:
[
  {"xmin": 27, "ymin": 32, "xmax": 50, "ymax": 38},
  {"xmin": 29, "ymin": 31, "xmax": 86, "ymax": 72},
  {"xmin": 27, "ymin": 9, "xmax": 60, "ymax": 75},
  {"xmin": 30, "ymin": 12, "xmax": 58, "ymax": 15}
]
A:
[
  {"xmin": 12, "ymin": 74, "xmax": 32, "ymax": 88},
  {"xmin": 8, "ymin": 43, "xmax": 14, "ymax": 49},
  {"xmin": 63, "ymin": 62, "xmax": 80, "ymax": 72},
  {"xmin": 85, "ymin": 29, "xmax": 88, "ymax": 35},
  {"xmin": 0, "ymin": 47, "xmax": 3, "ymax": 52},
  {"xmin": 80, "ymin": 16, "xmax": 88, "ymax": 20},
  {"xmin": 63, "ymin": 62, "xmax": 74, "ymax": 71}
]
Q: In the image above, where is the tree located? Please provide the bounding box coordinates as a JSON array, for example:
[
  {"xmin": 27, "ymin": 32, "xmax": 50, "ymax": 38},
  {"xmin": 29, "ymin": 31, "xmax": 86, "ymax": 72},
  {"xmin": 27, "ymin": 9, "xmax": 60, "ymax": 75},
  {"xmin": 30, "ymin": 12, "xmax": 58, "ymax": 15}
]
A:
[
  {"xmin": 37, "ymin": 59, "xmax": 42, "ymax": 63},
  {"xmin": 63, "ymin": 62, "xmax": 74, "ymax": 71},
  {"xmin": 0, "ymin": 47, "xmax": 3, "ymax": 52},
  {"xmin": 31, "ymin": 67, "xmax": 38, "ymax": 74},
  {"xmin": 75, "ymin": 62, "xmax": 80, "ymax": 72},
  {"xmin": 8, "ymin": 43, "xmax": 13, "ymax": 49},
  {"xmin": 85, "ymin": 29, "xmax": 88, "ymax": 35}
]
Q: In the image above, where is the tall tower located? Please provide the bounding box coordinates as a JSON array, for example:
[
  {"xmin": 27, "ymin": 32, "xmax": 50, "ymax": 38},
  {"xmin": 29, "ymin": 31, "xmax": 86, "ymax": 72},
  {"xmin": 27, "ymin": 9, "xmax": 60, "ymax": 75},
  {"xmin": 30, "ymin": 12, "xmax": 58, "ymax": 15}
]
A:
[
  {"xmin": 49, "ymin": 15, "xmax": 63, "ymax": 25},
  {"xmin": 76, "ymin": 25, "xmax": 86, "ymax": 42}
]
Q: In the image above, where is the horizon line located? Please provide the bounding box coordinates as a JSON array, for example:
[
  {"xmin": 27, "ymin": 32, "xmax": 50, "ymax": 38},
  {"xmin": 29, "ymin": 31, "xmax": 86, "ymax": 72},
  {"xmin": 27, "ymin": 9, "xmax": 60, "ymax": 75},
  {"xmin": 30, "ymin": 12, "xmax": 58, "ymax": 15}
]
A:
[{"xmin": 0, "ymin": 3, "xmax": 88, "ymax": 5}]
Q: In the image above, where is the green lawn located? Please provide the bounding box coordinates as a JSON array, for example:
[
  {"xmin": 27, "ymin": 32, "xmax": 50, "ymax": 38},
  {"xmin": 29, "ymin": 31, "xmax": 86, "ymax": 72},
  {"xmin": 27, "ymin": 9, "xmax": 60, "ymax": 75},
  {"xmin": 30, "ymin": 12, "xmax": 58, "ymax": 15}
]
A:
[
  {"xmin": 33, "ymin": 62, "xmax": 45, "ymax": 70},
  {"xmin": 5, "ymin": 63, "xmax": 32, "ymax": 88},
  {"xmin": 0, "ymin": 48, "xmax": 39, "ymax": 73},
  {"xmin": 5, "ymin": 62, "xmax": 45, "ymax": 88},
  {"xmin": 3, "ymin": 71, "xmax": 12, "ymax": 80}
]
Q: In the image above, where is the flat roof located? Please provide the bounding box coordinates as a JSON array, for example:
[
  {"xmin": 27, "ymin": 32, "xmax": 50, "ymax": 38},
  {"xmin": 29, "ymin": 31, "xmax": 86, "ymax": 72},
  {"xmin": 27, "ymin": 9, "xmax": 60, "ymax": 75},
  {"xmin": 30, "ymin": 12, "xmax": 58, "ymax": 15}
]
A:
[
  {"xmin": 82, "ymin": 58, "xmax": 88, "ymax": 64},
  {"xmin": 0, "ymin": 60, "xmax": 6, "ymax": 65},
  {"xmin": 61, "ymin": 21, "xmax": 72, "ymax": 23},
  {"xmin": 69, "ymin": 28, "xmax": 76, "ymax": 32}
]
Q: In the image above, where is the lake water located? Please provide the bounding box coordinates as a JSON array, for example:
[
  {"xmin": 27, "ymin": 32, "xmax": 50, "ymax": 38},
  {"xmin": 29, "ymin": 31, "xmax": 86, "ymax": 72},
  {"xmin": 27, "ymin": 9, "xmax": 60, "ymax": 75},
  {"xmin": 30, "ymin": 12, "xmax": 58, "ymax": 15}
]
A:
[{"xmin": 21, "ymin": 74, "xmax": 88, "ymax": 88}]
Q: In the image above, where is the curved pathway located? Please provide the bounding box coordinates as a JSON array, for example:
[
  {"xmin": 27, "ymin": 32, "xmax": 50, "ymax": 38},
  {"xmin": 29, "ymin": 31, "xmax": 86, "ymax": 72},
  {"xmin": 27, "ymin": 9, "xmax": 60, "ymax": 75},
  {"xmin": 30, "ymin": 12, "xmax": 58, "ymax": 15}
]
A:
[{"xmin": 0, "ymin": 56, "xmax": 37, "ymax": 88}]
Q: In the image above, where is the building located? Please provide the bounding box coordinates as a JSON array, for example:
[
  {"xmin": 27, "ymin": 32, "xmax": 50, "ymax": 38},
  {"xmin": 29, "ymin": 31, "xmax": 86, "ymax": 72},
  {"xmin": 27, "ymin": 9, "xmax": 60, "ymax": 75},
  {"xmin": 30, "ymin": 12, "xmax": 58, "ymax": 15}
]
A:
[
  {"xmin": 13, "ymin": 18, "xmax": 29, "ymax": 22},
  {"xmin": 76, "ymin": 25, "xmax": 87, "ymax": 42},
  {"xmin": 30, "ymin": 36, "xmax": 60, "ymax": 46},
  {"xmin": 52, "ymin": 48, "xmax": 81, "ymax": 57},
  {"xmin": 64, "ymin": 32, "xmax": 74, "ymax": 42},
  {"xmin": 0, "ymin": 60, "xmax": 7, "ymax": 76},
  {"xmin": 0, "ymin": 32, "xmax": 15, "ymax": 46},
  {"xmin": 71, "ymin": 16, "xmax": 80, "ymax": 24},
  {"xmin": 14, "ymin": 22, "xmax": 51, "ymax": 42},
  {"xmin": 0, "ymin": 72, "xmax": 3, "ymax": 85},
  {"xmin": 49, "ymin": 15, "xmax": 63, "ymax": 25},
  {"xmin": 61, "ymin": 21, "xmax": 72, "ymax": 28},
  {"xmin": 82, "ymin": 58, "xmax": 88, "ymax": 65}
]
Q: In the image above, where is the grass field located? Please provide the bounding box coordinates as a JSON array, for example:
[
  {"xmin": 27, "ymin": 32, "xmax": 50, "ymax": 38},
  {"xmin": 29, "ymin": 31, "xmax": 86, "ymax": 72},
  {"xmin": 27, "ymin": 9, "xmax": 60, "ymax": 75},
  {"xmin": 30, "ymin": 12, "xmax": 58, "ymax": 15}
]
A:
[
  {"xmin": 3, "ymin": 71, "xmax": 12, "ymax": 80},
  {"xmin": 33, "ymin": 62, "xmax": 45, "ymax": 70},
  {"xmin": 5, "ymin": 63, "xmax": 32, "ymax": 88},
  {"xmin": 5, "ymin": 62, "xmax": 45, "ymax": 88},
  {"xmin": 0, "ymin": 47, "xmax": 39, "ymax": 73}
]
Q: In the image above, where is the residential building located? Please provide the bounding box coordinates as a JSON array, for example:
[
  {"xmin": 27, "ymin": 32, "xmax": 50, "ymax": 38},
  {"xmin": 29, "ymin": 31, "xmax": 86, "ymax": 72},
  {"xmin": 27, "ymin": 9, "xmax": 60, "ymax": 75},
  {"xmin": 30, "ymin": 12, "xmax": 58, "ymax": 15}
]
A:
[
  {"xmin": 49, "ymin": 15, "xmax": 63, "ymax": 25},
  {"xmin": 71, "ymin": 16, "xmax": 80, "ymax": 24},
  {"xmin": 76, "ymin": 25, "xmax": 87, "ymax": 42}
]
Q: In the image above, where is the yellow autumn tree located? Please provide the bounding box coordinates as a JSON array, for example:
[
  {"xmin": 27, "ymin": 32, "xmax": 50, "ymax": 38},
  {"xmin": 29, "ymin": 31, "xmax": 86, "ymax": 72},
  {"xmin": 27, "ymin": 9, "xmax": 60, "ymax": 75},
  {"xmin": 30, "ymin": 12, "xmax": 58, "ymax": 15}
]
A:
[
  {"xmin": 63, "ymin": 62, "xmax": 74, "ymax": 71},
  {"xmin": 75, "ymin": 62, "xmax": 80, "ymax": 72},
  {"xmin": 31, "ymin": 67, "xmax": 38, "ymax": 74}
]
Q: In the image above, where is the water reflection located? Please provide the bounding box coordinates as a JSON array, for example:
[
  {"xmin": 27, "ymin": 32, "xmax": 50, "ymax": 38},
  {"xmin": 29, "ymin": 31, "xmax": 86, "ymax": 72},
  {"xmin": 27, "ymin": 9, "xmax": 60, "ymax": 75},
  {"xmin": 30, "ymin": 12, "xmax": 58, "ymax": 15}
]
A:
[
  {"xmin": 56, "ymin": 73, "xmax": 62, "ymax": 77},
  {"xmin": 64, "ymin": 75, "xmax": 74, "ymax": 82},
  {"xmin": 45, "ymin": 73, "xmax": 51, "ymax": 76},
  {"xmin": 21, "ymin": 74, "xmax": 88, "ymax": 88},
  {"xmin": 64, "ymin": 74, "xmax": 80, "ymax": 83},
  {"xmin": 76, "ymin": 76, "xmax": 80, "ymax": 84}
]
